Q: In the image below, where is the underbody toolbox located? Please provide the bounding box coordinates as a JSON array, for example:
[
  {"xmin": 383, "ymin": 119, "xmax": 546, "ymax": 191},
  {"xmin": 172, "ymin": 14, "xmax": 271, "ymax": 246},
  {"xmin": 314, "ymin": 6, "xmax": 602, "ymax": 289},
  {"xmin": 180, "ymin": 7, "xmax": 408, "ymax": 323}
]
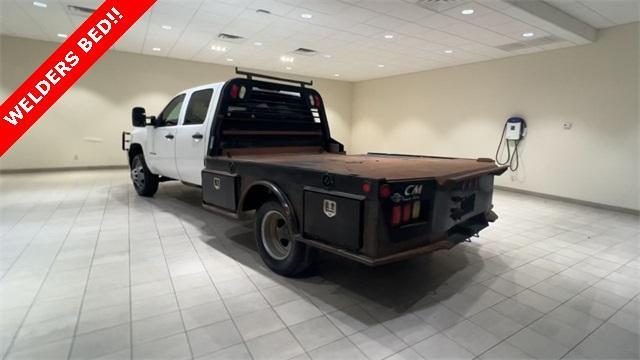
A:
[
  {"xmin": 202, "ymin": 170, "xmax": 239, "ymax": 211},
  {"xmin": 303, "ymin": 188, "xmax": 363, "ymax": 251}
]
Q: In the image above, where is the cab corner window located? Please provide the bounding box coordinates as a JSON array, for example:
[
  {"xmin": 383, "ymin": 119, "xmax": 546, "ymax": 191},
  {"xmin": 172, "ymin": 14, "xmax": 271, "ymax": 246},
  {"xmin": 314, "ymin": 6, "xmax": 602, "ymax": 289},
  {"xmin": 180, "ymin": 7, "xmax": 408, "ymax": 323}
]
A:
[
  {"xmin": 158, "ymin": 94, "xmax": 186, "ymax": 127},
  {"xmin": 184, "ymin": 89, "xmax": 214, "ymax": 125}
]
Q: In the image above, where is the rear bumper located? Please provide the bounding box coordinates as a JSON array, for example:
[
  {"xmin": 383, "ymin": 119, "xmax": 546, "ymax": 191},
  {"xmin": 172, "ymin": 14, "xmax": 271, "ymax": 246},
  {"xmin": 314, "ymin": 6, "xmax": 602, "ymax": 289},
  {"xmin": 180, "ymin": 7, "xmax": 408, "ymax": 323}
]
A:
[{"xmin": 297, "ymin": 210, "xmax": 496, "ymax": 266}]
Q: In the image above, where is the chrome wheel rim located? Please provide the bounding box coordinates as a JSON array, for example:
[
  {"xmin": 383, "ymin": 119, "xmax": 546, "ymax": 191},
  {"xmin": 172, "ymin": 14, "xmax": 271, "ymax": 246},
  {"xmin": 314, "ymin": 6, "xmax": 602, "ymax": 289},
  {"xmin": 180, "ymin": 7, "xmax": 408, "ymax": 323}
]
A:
[
  {"xmin": 131, "ymin": 159, "xmax": 145, "ymax": 190},
  {"xmin": 261, "ymin": 210, "xmax": 292, "ymax": 261}
]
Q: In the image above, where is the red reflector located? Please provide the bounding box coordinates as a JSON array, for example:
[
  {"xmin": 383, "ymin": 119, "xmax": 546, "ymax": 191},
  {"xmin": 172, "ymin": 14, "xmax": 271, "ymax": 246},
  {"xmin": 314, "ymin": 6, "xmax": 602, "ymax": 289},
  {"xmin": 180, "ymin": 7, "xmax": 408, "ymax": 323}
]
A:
[
  {"xmin": 391, "ymin": 206, "xmax": 401, "ymax": 226},
  {"xmin": 402, "ymin": 203, "xmax": 411, "ymax": 223},
  {"xmin": 230, "ymin": 84, "xmax": 239, "ymax": 99},
  {"xmin": 313, "ymin": 95, "xmax": 322, "ymax": 107},
  {"xmin": 362, "ymin": 183, "xmax": 371, "ymax": 193},
  {"xmin": 379, "ymin": 184, "xmax": 391, "ymax": 198}
]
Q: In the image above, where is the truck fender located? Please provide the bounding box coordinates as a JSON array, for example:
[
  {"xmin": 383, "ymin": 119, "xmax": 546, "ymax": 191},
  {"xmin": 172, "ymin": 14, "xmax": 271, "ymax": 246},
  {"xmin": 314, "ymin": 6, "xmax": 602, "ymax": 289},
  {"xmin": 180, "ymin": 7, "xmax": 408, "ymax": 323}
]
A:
[
  {"xmin": 127, "ymin": 143, "xmax": 144, "ymax": 167},
  {"xmin": 239, "ymin": 181, "xmax": 299, "ymax": 234}
]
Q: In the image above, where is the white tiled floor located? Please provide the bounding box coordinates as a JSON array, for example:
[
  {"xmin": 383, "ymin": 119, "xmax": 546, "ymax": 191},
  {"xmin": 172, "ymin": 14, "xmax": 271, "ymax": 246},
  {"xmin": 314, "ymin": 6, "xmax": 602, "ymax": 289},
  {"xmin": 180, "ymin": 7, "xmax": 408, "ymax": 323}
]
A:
[{"xmin": 0, "ymin": 169, "xmax": 638, "ymax": 360}]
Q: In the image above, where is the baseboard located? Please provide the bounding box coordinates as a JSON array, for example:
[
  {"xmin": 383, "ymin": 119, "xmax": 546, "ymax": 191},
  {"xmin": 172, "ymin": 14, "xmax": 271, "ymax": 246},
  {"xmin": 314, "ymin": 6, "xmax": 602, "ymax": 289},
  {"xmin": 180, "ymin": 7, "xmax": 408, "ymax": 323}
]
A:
[
  {"xmin": 494, "ymin": 185, "xmax": 639, "ymax": 215},
  {"xmin": 0, "ymin": 165, "xmax": 129, "ymax": 174}
]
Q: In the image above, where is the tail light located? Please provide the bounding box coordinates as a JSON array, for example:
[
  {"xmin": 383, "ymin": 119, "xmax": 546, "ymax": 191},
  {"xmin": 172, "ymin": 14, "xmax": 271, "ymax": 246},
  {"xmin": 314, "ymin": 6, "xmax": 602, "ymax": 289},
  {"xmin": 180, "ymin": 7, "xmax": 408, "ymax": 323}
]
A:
[
  {"xmin": 230, "ymin": 85, "xmax": 246, "ymax": 99},
  {"xmin": 412, "ymin": 201, "xmax": 421, "ymax": 219},
  {"xmin": 390, "ymin": 200, "xmax": 423, "ymax": 227},
  {"xmin": 391, "ymin": 205, "xmax": 402, "ymax": 226},
  {"xmin": 230, "ymin": 84, "xmax": 239, "ymax": 99},
  {"xmin": 379, "ymin": 184, "xmax": 391, "ymax": 198},
  {"xmin": 309, "ymin": 94, "xmax": 322, "ymax": 107},
  {"xmin": 402, "ymin": 203, "xmax": 411, "ymax": 223}
]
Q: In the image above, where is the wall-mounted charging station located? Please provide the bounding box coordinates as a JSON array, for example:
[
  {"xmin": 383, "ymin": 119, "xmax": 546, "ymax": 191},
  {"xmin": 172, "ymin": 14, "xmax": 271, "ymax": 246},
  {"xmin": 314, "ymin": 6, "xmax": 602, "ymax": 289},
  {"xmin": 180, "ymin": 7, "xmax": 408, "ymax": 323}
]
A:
[{"xmin": 496, "ymin": 117, "xmax": 527, "ymax": 171}]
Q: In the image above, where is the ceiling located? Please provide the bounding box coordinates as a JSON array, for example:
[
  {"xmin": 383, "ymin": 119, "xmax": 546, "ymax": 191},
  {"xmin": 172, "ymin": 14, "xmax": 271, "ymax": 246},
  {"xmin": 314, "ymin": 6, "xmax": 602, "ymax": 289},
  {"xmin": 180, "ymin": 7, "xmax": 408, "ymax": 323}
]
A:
[
  {"xmin": 544, "ymin": 0, "xmax": 639, "ymax": 29},
  {"xmin": 1, "ymin": 0, "xmax": 638, "ymax": 81}
]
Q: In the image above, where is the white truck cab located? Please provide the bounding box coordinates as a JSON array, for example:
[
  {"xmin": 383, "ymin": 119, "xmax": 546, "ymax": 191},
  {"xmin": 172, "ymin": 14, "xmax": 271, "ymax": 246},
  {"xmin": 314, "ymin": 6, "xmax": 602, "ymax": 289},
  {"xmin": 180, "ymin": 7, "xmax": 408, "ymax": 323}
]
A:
[{"xmin": 128, "ymin": 82, "xmax": 224, "ymax": 187}]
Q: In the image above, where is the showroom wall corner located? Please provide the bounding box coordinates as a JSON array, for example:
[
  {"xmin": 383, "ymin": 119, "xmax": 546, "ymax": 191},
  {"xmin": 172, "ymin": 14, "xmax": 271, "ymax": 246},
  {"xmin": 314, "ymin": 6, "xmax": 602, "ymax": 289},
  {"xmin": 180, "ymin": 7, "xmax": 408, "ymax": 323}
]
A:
[
  {"xmin": 0, "ymin": 35, "xmax": 353, "ymax": 171},
  {"xmin": 350, "ymin": 23, "xmax": 640, "ymax": 211}
]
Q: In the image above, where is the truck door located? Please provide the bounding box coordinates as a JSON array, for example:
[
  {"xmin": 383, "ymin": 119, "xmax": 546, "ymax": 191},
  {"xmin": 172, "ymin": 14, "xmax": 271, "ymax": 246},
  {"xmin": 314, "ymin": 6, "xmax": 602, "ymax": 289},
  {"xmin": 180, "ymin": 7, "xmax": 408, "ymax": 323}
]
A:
[
  {"xmin": 149, "ymin": 94, "xmax": 185, "ymax": 179},
  {"xmin": 175, "ymin": 88, "xmax": 214, "ymax": 185}
]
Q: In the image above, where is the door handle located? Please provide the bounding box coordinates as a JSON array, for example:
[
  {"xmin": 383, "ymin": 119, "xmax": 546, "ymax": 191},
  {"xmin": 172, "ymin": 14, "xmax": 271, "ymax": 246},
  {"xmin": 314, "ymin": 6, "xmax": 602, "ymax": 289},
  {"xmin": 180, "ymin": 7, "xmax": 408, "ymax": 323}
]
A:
[
  {"xmin": 192, "ymin": 133, "xmax": 204, "ymax": 140},
  {"xmin": 164, "ymin": 134, "xmax": 174, "ymax": 140}
]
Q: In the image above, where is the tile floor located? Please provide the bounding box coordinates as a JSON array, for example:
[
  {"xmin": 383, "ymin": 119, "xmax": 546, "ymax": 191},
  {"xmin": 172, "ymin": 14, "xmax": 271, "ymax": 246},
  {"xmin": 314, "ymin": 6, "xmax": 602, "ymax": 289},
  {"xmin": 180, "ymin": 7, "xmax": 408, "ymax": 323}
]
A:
[{"xmin": 0, "ymin": 169, "xmax": 638, "ymax": 360}]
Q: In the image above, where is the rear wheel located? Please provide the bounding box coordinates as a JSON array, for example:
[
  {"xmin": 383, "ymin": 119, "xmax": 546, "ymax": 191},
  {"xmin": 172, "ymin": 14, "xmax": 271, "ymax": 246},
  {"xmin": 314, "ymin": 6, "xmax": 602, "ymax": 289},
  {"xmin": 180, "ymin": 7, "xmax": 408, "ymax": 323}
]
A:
[
  {"xmin": 130, "ymin": 154, "xmax": 159, "ymax": 197},
  {"xmin": 255, "ymin": 201, "xmax": 309, "ymax": 276}
]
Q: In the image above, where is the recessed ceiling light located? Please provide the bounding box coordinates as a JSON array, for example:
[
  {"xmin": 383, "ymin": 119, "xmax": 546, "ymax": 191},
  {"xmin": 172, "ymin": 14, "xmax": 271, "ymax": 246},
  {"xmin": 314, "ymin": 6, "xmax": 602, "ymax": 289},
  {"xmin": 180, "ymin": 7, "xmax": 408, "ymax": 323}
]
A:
[
  {"xmin": 522, "ymin": 32, "xmax": 535, "ymax": 38},
  {"xmin": 253, "ymin": 41, "xmax": 263, "ymax": 46},
  {"xmin": 57, "ymin": 33, "xmax": 68, "ymax": 38},
  {"xmin": 161, "ymin": 25, "xmax": 172, "ymax": 30},
  {"xmin": 444, "ymin": 49, "xmax": 454, "ymax": 54},
  {"xmin": 152, "ymin": 47, "xmax": 161, "ymax": 52},
  {"xmin": 461, "ymin": 9, "xmax": 475, "ymax": 15},
  {"xmin": 226, "ymin": 58, "xmax": 234, "ymax": 62},
  {"xmin": 323, "ymin": 54, "xmax": 332, "ymax": 58},
  {"xmin": 280, "ymin": 55, "xmax": 294, "ymax": 63},
  {"xmin": 333, "ymin": 73, "xmax": 340, "ymax": 77},
  {"xmin": 377, "ymin": 64, "xmax": 385, "ymax": 68},
  {"xmin": 301, "ymin": 13, "xmax": 312, "ymax": 19},
  {"xmin": 211, "ymin": 45, "xmax": 227, "ymax": 52},
  {"xmin": 32, "ymin": 1, "xmax": 47, "ymax": 8},
  {"xmin": 384, "ymin": 34, "xmax": 394, "ymax": 39},
  {"xmin": 285, "ymin": 66, "xmax": 292, "ymax": 70}
]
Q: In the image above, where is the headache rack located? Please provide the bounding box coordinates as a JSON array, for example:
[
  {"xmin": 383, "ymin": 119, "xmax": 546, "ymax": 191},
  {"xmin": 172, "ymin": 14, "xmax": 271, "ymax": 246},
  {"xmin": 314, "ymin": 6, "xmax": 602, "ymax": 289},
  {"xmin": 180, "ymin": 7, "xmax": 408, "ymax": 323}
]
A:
[
  {"xmin": 235, "ymin": 67, "xmax": 313, "ymax": 88},
  {"xmin": 209, "ymin": 73, "xmax": 329, "ymax": 156}
]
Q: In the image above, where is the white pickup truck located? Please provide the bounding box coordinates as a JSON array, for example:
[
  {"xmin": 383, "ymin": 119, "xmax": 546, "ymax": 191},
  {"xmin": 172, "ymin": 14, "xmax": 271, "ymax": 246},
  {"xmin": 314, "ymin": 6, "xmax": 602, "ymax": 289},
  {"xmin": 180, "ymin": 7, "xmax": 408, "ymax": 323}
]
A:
[
  {"xmin": 126, "ymin": 82, "xmax": 221, "ymax": 191},
  {"xmin": 123, "ymin": 69, "xmax": 506, "ymax": 276}
]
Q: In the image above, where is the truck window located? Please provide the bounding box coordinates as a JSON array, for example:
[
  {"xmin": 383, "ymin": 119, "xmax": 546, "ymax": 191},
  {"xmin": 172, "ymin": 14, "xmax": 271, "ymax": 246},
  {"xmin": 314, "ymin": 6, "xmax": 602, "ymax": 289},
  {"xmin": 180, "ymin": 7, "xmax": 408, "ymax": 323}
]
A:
[
  {"xmin": 157, "ymin": 94, "xmax": 185, "ymax": 127},
  {"xmin": 184, "ymin": 89, "xmax": 213, "ymax": 125}
]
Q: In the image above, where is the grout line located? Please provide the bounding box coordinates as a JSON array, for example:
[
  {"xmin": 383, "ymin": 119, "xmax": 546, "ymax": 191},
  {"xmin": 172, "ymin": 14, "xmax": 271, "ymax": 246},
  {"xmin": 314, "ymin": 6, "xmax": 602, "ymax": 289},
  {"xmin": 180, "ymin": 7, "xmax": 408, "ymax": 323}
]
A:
[
  {"xmin": 170, "ymin": 197, "xmax": 366, "ymax": 359},
  {"xmin": 560, "ymin": 295, "xmax": 637, "ymax": 359},
  {"xmin": 66, "ymin": 177, "xmax": 117, "ymax": 359},
  {"xmin": 0, "ymin": 186, "xmax": 67, "ymax": 282},
  {"xmin": 469, "ymin": 236, "xmax": 637, "ymax": 359},
  {"xmin": 149, "ymin": 201, "xmax": 196, "ymax": 360},
  {"xmin": 127, "ymin": 183, "xmax": 134, "ymax": 360},
  {"xmin": 173, "ymin": 204, "xmax": 255, "ymax": 360},
  {"xmin": 2, "ymin": 177, "xmax": 93, "ymax": 359}
]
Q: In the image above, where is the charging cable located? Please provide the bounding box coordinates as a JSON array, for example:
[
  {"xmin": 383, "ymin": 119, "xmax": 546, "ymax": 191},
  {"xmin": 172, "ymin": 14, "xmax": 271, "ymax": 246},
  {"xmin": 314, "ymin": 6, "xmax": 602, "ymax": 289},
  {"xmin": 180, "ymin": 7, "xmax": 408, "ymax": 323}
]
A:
[{"xmin": 495, "ymin": 118, "xmax": 526, "ymax": 171}]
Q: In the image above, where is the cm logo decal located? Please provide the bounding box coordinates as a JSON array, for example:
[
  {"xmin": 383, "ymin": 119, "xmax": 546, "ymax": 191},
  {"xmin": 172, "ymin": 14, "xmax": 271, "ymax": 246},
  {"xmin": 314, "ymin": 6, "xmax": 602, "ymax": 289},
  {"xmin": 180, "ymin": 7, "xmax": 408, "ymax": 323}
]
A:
[{"xmin": 405, "ymin": 184, "xmax": 423, "ymax": 197}]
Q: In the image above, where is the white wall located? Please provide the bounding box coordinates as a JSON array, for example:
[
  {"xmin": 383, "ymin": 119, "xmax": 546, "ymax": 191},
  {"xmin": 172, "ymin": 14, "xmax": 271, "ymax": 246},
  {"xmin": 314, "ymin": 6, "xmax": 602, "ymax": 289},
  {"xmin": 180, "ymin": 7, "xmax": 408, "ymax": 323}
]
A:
[
  {"xmin": 0, "ymin": 35, "xmax": 353, "ymax": 170},
  {"xmin": 350, "ymin": 23, "xmax": 639, "ymax": 211},
  {"xmin": 2, "ymin": 23, "xmax": 638, "ymax": 211}
]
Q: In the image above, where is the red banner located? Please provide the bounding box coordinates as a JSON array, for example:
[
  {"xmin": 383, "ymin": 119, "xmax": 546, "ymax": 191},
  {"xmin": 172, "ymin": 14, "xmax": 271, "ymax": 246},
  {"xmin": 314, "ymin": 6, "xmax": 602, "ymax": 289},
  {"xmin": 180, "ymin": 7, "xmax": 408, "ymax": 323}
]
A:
[{"xmin": 0, "ymin": 0, "xmax": 156, "ymax": 156}]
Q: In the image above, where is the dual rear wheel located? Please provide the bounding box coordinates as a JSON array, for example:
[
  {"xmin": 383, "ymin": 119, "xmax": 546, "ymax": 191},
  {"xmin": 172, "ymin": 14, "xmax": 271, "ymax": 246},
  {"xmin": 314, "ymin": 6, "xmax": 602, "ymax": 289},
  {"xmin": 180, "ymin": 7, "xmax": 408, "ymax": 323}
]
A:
[
  {"xmin": 129, "ymin": 155, "xmax": 307, "ymax": 276},
  {"xmin": 255, "ymin": 201, "xmax": 310, "ymax": 276}
]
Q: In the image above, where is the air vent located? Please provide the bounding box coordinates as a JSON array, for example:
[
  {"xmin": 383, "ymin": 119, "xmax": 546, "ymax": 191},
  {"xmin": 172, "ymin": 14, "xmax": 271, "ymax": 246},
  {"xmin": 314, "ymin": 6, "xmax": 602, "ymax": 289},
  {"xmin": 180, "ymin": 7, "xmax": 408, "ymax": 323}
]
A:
[
  {"xmin": 217, "ymin": 33, "xmax": 245, "ymax": 43},
  {"xmin": 255, "ymin": 9, "xmax": 271, "ymax": 15},
  {"xmin": 292, "ymin": 48, "xmax": 317, "ymax": 56},
  {"xmin": 66, "ymin": 4, "xmax": 95, "ymax": 17},
  {"xmin": 496, "ymin": 36, "xmax": 563, "ymax": 52},
  {"xmin": 416, "ymin": 0, "xmax": 470, "ymax": 13}
]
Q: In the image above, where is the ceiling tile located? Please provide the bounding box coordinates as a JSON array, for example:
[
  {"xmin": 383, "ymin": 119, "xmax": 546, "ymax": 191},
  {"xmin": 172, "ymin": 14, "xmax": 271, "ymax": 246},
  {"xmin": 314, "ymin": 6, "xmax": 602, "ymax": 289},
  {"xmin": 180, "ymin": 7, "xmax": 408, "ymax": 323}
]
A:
[{"xmin": 0, "ymin": 0, "xmax": 628, "ymax": 82}]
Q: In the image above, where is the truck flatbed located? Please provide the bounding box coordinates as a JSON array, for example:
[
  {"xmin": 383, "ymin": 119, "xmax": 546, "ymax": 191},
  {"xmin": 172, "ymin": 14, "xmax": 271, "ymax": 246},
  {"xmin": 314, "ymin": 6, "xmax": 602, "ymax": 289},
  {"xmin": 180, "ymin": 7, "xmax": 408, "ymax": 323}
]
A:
[
  {"xmin": 126, "ymin": 70, "xmax": 507, "ymax": 276},
  {"xmin": 226, "ymin": 152, "xmax": 499, "ymax": 184}
]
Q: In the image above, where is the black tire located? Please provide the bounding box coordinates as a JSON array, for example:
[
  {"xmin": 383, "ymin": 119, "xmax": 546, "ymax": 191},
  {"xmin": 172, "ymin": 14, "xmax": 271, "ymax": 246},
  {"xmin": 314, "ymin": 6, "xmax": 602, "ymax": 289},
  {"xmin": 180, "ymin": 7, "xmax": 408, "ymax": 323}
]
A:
[
  {"xmin": 255, "ymin": 201, "xmax": 309, "ymax": 276},
  {"xmin": 130, "ymin": 153, "xmax": 159, "ymax": 197}
]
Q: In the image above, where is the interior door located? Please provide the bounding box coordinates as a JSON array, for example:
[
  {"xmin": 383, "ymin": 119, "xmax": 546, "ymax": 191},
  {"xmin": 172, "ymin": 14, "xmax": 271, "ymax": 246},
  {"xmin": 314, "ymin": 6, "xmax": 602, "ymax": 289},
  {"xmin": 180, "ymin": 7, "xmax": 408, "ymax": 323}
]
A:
[
  {"xmin": 175, "ymin": 88, "xmax": 214, "ymax": 185},
  {"xmin": 150, "ymin": 94, "xmax": 185, "ymax": 179}
]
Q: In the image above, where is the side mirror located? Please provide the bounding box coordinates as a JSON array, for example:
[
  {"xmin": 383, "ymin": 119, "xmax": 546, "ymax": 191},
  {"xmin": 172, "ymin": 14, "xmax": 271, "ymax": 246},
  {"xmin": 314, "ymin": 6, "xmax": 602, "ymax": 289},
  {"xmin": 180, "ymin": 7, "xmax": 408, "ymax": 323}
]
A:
[{"xmin": 132, "ymin": 107, "xmax": 147, "ymax": 127}]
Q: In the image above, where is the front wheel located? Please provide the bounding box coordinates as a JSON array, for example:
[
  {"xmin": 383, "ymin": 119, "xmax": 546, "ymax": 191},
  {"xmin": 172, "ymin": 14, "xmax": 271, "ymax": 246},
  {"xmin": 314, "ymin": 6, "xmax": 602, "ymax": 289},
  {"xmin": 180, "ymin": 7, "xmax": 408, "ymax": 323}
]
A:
[
  {"xmin": 130, "ymin": 154, "xmax": 159, "ymax": 197},
  {"xmin": 255, "ymin": 201, "xmax": 309, "ymax": 276}
]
